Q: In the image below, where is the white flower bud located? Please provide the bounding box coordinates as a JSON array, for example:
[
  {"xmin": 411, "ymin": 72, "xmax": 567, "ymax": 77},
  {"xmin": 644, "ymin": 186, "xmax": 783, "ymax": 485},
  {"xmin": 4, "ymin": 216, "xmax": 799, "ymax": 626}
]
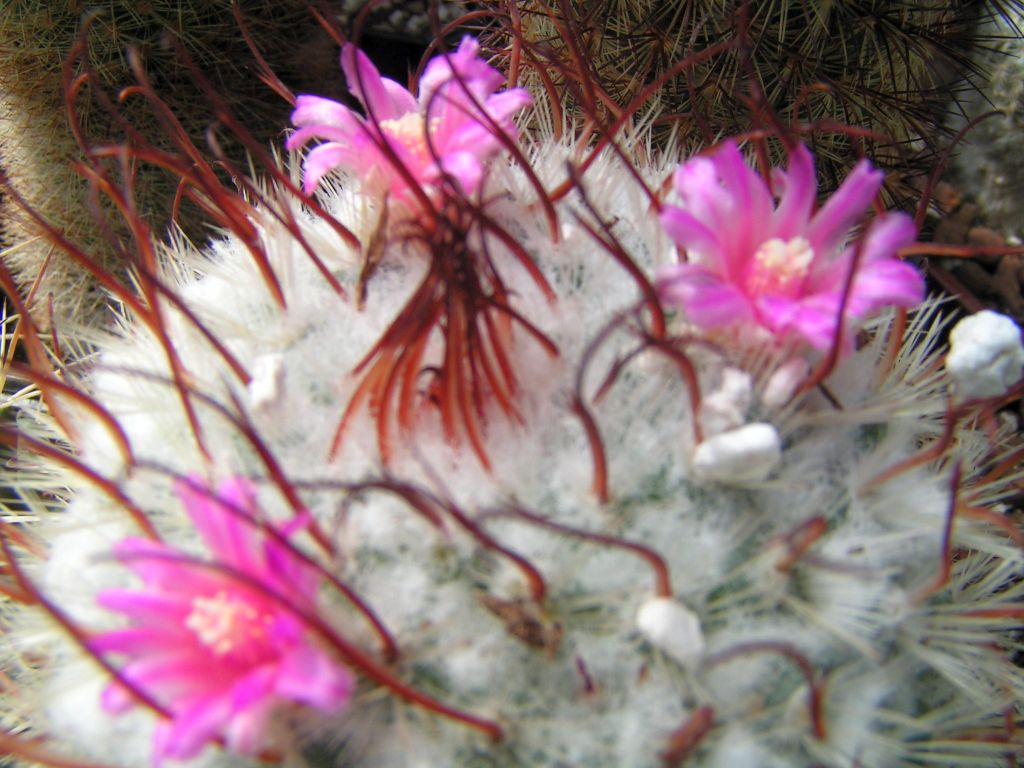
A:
[
  {"xmin": 692, "ymin": 422, "xmax": 781, "ymax": 482},
  {"xmin": 700, "ymin": 367, "xmax": 753, "ymax": 435},
  {"xmin": 946, "ymin": 310, "xmax": 1024, "ymax": 401},
  {"xmin": 636, "ymin": 597, "xmax": 705, "ymax": 665},
  {"xmin": 248, "ymin": 353, "xmax": 285, "ymax": 413},
  {"xmin": 762, "ymin": 357, "xmax": 810, "ymax": 409}
]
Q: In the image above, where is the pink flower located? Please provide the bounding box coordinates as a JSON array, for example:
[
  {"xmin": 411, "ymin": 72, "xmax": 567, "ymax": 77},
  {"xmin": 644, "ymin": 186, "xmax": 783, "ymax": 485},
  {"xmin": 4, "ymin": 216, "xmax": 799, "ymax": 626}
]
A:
[
  {"xmin": 656, "ymin": 142, "xmax": 925, "ymax": 350},
  {"xmin": 92, "ymin": 477, "xmax": 354, "ymax": 765},
  {"xmin": 286, "ymin": 36, "xmax": 532, "ymax": 204}
]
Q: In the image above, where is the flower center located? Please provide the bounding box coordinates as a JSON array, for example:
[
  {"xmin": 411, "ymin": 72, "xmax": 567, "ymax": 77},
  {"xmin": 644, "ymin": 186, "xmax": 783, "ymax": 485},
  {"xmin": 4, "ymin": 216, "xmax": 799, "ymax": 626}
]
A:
[
  {"xmin": 186, "ymin": 589, "xmax": 272, "ymax": 661},
  {"xmin": 744, "ymin": 237, "xmax": 814, "ymax": 297},
  {"xmin": 380, "ymin": 112, "xmax": 432, "ymax": 166}
]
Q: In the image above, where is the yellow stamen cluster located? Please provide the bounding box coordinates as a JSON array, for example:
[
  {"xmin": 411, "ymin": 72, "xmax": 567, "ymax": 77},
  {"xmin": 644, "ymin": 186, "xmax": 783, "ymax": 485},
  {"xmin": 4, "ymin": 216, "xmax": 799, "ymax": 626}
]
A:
[{"xmin": 745, "ymin": 236, "xmax": 814, "ymax": 296}]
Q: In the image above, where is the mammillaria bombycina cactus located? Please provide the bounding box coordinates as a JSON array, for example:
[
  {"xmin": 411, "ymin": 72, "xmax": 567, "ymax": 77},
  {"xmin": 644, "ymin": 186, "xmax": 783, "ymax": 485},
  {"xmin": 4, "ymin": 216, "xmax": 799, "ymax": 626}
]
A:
[{"xmin": 1, "ymin": 31, "xmax": 1023, "ymax": 768}]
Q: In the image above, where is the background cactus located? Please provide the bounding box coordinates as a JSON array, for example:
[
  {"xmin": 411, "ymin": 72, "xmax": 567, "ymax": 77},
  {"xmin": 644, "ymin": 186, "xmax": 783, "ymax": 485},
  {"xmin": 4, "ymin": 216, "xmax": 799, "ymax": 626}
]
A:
[
  {"xmin": 952, "ymin": 9, "xmax": 1024, "ymax": 239},
  {"xmin": 0, "ymin": 1, "xmax": 338, "ymax": 325},
  {"xmin": 0, "ymin": 0, "xmax": 458, "ymax": 328},
  {"xmin": 474, "ymin": 0, "xmax": 1024, "ymax": 207}
]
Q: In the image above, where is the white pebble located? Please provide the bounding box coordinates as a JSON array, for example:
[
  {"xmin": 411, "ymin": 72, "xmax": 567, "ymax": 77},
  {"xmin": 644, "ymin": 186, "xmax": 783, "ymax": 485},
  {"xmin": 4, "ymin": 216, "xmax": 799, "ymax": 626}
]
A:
[
  {"xmin": 946, "ymin": 310, "xmax": 1024, "ymax": 401},
  {"xmin": 636, "ymin": 597, "xmax": 705, "ymax": 665},
  {"xmin": 692, "ymin": 422, "xmax": 781, "ymax": 482}
]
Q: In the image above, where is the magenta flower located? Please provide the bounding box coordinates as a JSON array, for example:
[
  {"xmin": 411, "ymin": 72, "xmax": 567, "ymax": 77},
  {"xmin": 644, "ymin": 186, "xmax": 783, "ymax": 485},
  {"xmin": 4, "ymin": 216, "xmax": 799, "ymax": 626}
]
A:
[
  {"xmin": 92, "ymin": 477, "xmax": 354, "ymax": 765},
  {"xmin": 656, "ymin": 142, "xmax": 925, "ymax": 350},
  {"xmin": 286, "ymin": 36, "xmax": 532, "ymax": 204}
]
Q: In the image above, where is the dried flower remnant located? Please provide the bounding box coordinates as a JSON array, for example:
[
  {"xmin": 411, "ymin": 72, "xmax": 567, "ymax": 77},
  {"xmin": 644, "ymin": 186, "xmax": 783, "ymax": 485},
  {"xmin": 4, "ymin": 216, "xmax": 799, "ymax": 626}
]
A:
[
  {"xmin": 656, "ymin": 142, "xmax": 926, "ymax": 351},
  {"xmin": 287, "ymin": 36, "xmax": 532, "ymax": 207},
  {"xmin": 92, "ymin": 477, "xmax": 355, "ymax": 765}
]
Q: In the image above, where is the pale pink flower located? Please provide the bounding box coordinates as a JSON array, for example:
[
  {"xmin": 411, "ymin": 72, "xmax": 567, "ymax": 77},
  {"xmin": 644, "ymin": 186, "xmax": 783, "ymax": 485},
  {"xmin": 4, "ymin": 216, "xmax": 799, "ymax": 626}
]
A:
[
  {"xmin": 92, "ymin": 477, "xmax": 354, "ymax": 765},
  {"xmin": 286, "ymin": 36, "xmax": 532, "ymax": 204},
  {"xmin": 656, "ymin": 142, "xmax": 925, "ymax": 350}
]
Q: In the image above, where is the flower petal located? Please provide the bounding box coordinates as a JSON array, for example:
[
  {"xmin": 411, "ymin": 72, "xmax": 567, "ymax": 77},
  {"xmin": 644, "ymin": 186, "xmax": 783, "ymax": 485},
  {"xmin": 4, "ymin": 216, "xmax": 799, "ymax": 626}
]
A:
[
  {"xmin": 176, "ymin": 477, "xmax": 259, "ymax": 573},
  {"xmin": 759, "ymin": 293, "xmax": 843, "ymax": 350},
  {"xmin": 859, "ymin": 212, "xmax": 918, "ymax": 264},
  {"xmin": 714, "ymin": 142, "xmax": 774, "ymax": 255},
  {"xmin": 658, "ymin": 207, "xmax": 723, "ymax": 265},
  {"xmin": 91, "ymin": 626, "xmax": 191, "ymax": 656},
  {"xmin": 772, "ymin": 144, "xmax": 815, "ymax": 240},
  {"xmin": 223, "ymin": 697, "xmax": 275, "ymax": 756},
  {"xmin": 100, "ymin": 682, "xmax": 136, "ymax": 715},
  {"xmin": 299, "ymin": 143, "xmax": 370, "ymax": 194},
  {"xmin": 340, "ymin": 45, "xmax": 416, "ymax": 120},
  {"xmin": 846, "ymin": 258, "xmax": 926, "ymax": 316},
  {"xmin": 98, "ymin": 587, "xmax": 194, "ymax": 622},
  {"xmin": 122, "ymin": 652, "xmax": 231, "ymax": 695},
  {"xmin": 805, "ymin": 158, "xmax": 884, "ymax": 259},
  {"xmin": 118, "ymin": 553, "xmax": 230, "ymax": 597},
  {"xmin": 439, "ymin": 150, "xmax": 483, "ymax": 196},
  {"xmin": 158, "ymin": 692, "xmax": 234, "ymax": 762},
  {"xmin": 807, "ymin": 213, "xmax": 919, "ymax": 294},
  {"xmin": 434, "ymin": 89, "xmax": 532, "ymax": 153},
  {"xmin": 657, "ymin": 264, "xmax": 753, "ymax": 327},
  {"xmin": 672, "ymin": 155, "xmax": 734, "ymax": 233},
  {"xmin": 228, "ymin": 665, "xmax": 277, "ymax": 715},
  {"xmin": 273, "ymin": 645, "xmax": 356, "ymax": 711},
  {"xmin": 287, "ymin": 95, "xmax": 365, "ymax": 144},
  {"xmin": 420, "ymin": 36, "xmax": 503, "ymax": 106}
]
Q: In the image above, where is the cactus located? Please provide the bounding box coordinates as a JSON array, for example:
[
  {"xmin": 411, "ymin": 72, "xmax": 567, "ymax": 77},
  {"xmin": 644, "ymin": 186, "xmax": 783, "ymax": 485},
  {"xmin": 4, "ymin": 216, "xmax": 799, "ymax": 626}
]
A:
[
  {"xmin": 0, "ymin": 1, "xmax": 339, "ymax": 326},
  {"xmin": 1, "ymin": 28, "xmax": 1023, "ymax": 768},
  {"xmin": 952, "ymin": 8, "xmax": 1024, "ymax": 238},
  {"xmin": 475, "ymin": 0, "xmax": 1024, "ymax": 207}
]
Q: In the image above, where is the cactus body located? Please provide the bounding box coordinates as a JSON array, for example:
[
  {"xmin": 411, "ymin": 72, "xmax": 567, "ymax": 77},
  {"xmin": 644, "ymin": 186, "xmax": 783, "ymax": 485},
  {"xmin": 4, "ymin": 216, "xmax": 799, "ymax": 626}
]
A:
[{"xmin": 2, "ymin": 123, "xmax": 1022, "ymax": 766}]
